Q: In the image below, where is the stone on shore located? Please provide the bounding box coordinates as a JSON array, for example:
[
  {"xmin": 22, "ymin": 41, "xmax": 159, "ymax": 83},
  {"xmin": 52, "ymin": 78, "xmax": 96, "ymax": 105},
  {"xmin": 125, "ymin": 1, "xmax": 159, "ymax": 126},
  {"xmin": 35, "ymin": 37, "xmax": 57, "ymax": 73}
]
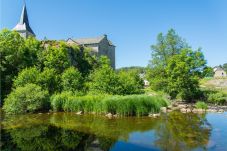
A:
[
  {"xmin": 76, "ymin": 111, "xmax": 82, "ymax": 115},
  {"xmin": 160, "ymin": 107, "xmax": 167, "ymax": 113}
]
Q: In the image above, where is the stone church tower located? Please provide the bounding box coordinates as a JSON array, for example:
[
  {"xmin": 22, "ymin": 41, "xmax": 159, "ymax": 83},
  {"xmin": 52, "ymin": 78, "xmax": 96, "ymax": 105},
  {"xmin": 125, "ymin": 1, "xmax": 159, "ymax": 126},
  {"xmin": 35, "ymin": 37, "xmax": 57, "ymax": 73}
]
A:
[{"xmin": 13, "ymin": 4, "xmax": 35, "ymax": 38}]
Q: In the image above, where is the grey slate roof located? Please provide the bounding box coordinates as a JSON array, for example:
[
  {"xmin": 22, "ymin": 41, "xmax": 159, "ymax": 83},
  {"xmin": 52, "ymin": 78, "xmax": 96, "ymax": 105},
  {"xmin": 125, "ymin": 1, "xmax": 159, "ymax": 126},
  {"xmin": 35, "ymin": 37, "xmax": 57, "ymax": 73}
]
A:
[
  {"xmin": 72, "ymin": 35, "xmax": 115, "ymax": 46},
  {"xmin": 13, "ymin": 4, "xmax": 35, "ymax": 35}
]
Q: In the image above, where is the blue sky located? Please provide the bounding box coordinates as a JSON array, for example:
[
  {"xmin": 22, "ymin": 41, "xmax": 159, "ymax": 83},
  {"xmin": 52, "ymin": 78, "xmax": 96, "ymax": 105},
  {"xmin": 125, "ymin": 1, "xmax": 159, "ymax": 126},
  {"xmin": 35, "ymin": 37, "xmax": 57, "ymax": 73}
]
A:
[{"xmin": 1, "ymin": 0, "xmax": 227, "ymax": 68}]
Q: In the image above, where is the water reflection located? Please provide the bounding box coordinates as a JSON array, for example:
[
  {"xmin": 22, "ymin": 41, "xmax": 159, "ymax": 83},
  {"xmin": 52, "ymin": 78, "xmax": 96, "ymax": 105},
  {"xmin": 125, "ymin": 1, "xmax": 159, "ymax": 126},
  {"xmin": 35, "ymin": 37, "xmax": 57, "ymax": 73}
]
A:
[
  {"xmin": 154, "ymin": 112, "xmax": 211, "ymax": 151},
  {"xmin": 1, "ymin": 112, "xmax": 212, "ymax": 151}
]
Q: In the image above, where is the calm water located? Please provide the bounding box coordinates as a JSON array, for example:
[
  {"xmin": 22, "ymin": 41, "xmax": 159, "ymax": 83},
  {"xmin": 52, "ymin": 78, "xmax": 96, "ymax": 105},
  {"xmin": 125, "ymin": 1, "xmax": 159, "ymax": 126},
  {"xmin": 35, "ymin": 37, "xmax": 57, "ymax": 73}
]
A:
[{"xmin": 1, "ymin": 111, "xmax": 227, "ymax": 151}]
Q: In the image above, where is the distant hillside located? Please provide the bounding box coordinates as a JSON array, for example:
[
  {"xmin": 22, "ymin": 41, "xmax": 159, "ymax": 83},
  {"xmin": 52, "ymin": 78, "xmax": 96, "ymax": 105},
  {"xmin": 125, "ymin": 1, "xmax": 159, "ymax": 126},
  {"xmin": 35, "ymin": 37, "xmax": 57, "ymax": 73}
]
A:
[
  {"xmin": 200, "ymin": 78, "xmax": 227, "ymax": 93},
  {"xmin": 116, "ymin": 66, "xmax": 146, "ymax": 73}
]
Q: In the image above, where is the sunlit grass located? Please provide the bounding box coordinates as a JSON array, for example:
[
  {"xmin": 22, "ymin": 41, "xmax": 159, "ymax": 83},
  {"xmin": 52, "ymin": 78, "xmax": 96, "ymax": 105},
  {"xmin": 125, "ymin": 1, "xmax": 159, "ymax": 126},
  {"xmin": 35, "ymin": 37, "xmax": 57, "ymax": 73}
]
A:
[{"xmin": 50, "ymin": 93, "xmax": 168, "ymax": 116}]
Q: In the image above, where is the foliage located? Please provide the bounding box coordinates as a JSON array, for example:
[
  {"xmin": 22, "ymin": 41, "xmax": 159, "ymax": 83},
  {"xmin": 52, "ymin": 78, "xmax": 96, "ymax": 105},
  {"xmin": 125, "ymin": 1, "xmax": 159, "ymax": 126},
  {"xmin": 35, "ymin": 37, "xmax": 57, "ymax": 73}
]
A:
[
  {"xmin": 39, "ymin": 42, "xmax": 71, "ymax": 73},
  {"xmin": 61, "ymin": 67, "xmax": 83, "ymax": 92},
  {"xmin": 50, "ymin": 93, "xmax": 168, "ymax": 116},
  {"xmin": 13, "ymin": 67, "xmax": 60, "ymax": 94},
  {"xmin": 202, "ymin": 66, "xmax": 214, "ymax": 77},
  {"xmin": 0, "ymin": 29, "xmax": 41, "ymax": 103},
  {"xmin": 222, "ymin": 63, "xmax": 227, "ymax": 73},
  {"xmin": 3, "ymin": 84, "xmax": 49, "ymax": 114},
  {"xmin": 88, "ymin": 56, "xmax": 121, "ymax": 95},
  {"xmin": 149, "ymin": 29, "xmax": 189, "ymax": 68},
  {"xmin": 147, "ymin": 29, "xmax": 207, "ymax": 101},
  {"xmin": 165, "ymin": 49, "xmax": 206, "ymax": 100},
  {"xmin": 37, "ymin": 68, "xmax": 60, "ymax": 93},
  {"xmin": 207, "ymin": 91, "xmax": 227, "ymax": 105},
  {"xmin": 116, "ymin": 66, "xmax": 146, "ymax": 74},
  {"xmin": 13, "ymin": 67, "xmax": 40, "ymax": 87},
  {"xmin": 195, "ymin": 101, "xmax": 208, "ymax": 109},
  {"xmin": 118, "ymin": 70, "xmax": 144, "ymax": 94}
]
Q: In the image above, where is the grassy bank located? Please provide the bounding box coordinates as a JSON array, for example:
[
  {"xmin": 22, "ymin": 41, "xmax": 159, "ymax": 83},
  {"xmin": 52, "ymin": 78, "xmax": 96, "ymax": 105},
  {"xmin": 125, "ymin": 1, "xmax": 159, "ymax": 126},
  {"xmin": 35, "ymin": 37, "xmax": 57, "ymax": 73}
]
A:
[{"xmin": 50, "ymin": 92, "xmax": 168, "ymax": 116}]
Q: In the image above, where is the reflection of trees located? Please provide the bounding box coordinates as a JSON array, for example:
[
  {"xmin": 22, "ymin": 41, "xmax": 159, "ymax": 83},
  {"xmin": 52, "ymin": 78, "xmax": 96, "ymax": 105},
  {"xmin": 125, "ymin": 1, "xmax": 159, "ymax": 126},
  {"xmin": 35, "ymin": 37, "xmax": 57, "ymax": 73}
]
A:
[
  {"xmin": 1, "ymin": 113, "xmax": 159, "ymax": 151},
  {"xmin": 50, "ymin": 113, "xmax": 159, "ymax": 141},
  {"xmin": 154, "ymin": 111, "xmax": 211, "ymax": 151}
]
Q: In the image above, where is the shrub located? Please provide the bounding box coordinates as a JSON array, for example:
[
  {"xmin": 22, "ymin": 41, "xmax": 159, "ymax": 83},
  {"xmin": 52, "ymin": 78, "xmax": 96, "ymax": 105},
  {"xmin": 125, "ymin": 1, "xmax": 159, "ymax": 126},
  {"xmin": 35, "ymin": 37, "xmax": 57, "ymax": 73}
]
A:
[
  {"xmin": 13, "ymin": 67, "xmax": 40, "ymax": 87},
  {"xmin": 195, "ymin": 101, "xmax": 208, "ymax": 109},
  {"xmin": 61, "ymin": 67, "xmax": 83, "ymax": 92},
  {"xmin": 37, "ymin": 68, "xmax": 60, "ymax": 94},
  {"xmin": 3, "ymin": 84, "xmax": 49, "ymax": 114},
  {"xmin": 207, "ymin": 92, "xmax": 227, "ymax": 105},
  {"xmin": 50, "ymin": 93, "xmax": 168, "ymax": 116},
  {"xmin": 118, "ymin": 70, "xmax": 144, "ymax": 95}
]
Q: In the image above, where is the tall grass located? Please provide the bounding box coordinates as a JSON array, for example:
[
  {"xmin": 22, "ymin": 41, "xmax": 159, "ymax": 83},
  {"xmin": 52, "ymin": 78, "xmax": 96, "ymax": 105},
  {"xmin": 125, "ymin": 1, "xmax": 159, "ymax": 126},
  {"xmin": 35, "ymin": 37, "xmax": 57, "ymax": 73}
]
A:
[{"xmin": 50, "ymin": 92, "xmax": 168, "ymax": 116}]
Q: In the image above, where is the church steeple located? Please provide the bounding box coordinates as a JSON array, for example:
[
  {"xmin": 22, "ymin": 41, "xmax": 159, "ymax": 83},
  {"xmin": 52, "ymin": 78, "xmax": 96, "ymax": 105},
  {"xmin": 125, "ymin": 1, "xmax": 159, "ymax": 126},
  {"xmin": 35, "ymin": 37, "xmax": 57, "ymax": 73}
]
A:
[{"xmin": 13, "ymin": 4, "xmax": 35, "ymax": 38}]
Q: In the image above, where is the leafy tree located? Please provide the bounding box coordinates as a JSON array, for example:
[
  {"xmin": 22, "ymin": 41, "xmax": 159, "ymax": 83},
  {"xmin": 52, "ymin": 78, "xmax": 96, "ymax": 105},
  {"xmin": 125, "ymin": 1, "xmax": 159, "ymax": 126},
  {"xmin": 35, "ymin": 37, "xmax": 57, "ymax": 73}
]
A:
[
  {"xmin": 13, "ymin": 67, "xmax": 40, "ymax": 87},
  {"xmin": 149, "ymin": 29, "xmax": 189, "ymax": 67},
  {"xmin": 13, "ymin": 67, "xmax": 59, "ymax": 94},
  {"xmin": 37, "ymin": 68, "xmax": 60, "ymax": 94},
  {"xmin": 118, "ymin": 70, "xmax": 144, "ymax": 94},
  {"xmin": 165, "ymin": 49, "xmax": 206, "ymax": 100},
  {"xmin": 89, "ymin": 56, "xmax": 121, "ymax": 94},
  {"xmin": 3, "ymin": 84, "xmax": 49, "ymax": 114},
  {"xmin": 147, "ymin": 29, "xmax": 189, "ymax": 92},
  {"xmin": 0, "ymin": 29, "xmax": 25, "ymax": 103},
  {"xmin": 223, "ymin": 63, "xmax": 227, "ymax": 73},
  {"xmin": 202, "ymin": 66, "xmax": 214, "ymax": 77},
  {"xmin": 0, "ymin": 29, "xmax": 41, "ymax": 104},
  {"xmin": 61, "ymin": 67, "xmax": 83, "ymax": 92},
  {"xmin": 39, "ymin": 42, "xmax": 71, "ymax": 73}
]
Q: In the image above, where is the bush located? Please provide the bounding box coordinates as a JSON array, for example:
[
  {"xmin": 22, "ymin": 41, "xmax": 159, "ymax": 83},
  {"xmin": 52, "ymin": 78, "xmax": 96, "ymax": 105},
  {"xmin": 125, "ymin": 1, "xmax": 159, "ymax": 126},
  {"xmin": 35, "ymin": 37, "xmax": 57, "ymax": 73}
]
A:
[
  {"xmin": 61, "ymin": 67, "xmax": 83, "ymax": 92},
  {"xmin": 207, "ymin": 92, "xmax": 227, "ymax": 105},
  {"xmin": 50, "ymin": 93, "xmax": 168, "ymax": 116},
  {"xmin": 13, "ymin": 67, "xmax": 40, "ymax": 87},
  {"xmin": 118, "ymin": 70, "xmax": 144, "ymax": 95},
  {"xmin": 195, "ymin": 101, "xmax": 208, "ymax": 109},
  {"xmin": 3, "ymin": 84, "xmax": 49, "ymax": 114}
]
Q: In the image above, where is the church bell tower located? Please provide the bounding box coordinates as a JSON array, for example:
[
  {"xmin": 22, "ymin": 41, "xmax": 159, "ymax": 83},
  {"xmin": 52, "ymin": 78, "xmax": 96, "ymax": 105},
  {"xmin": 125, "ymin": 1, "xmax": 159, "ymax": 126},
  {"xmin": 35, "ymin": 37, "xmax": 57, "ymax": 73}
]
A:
[{"xmin": 13, "ymin": 3, "xmax": 35, "ymax": 38}]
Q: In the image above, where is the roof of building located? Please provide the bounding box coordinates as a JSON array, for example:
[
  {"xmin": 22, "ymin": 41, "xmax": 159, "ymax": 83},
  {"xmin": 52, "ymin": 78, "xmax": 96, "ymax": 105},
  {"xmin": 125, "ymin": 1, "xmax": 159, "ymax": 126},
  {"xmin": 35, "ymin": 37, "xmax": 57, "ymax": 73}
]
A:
[
  {"xmin": 13, "ymin": 4, "xmax": 35, "ymax": 35},
  {"xmin": 213, "ymin": 66, "xmax": 225, "ymax": 72},
  {"xmin": 70, "ymin": 35, "xmax": 115, "ymax": 46}
]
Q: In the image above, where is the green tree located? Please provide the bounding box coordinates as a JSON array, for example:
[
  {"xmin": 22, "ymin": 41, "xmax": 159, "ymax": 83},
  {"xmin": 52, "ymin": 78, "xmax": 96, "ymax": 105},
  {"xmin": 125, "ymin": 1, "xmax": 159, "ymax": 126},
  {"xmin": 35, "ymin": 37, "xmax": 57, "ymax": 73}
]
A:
[
  {"xmin": 37, "ymin": 68, "xmax": 60, "ymax": 94},
  {"xmin": 89, "ymin": 56, "xmax": 121, "ymax": 94},
  {"xmin": 0, "ymin": 29, "xmax": 25, "ymax": 103},
  {"xmin": 3, "ymin": 84, "xmax": 49, "ymax": 114},
  {"xmin": 150, "ymin": 29, "xmax": 189, "ymax": 67},
  {"xmin": 0, "ymin": 29, "xmax": 41, "ymax": 104},
  {"xmin": 118, "ymin": 70, "xmax": 144, "ymax": 95},
  {"xmin": 13, "ymin": 67, "xmax": 40, "ymax": 87},
  {"xmin": 61, "ymin": 67, "xmax": 83, "ymax": 92},
  {"xmin": 147, "ymin": 29, "xmax": 189, "ymax": 91},
  {"xmin": 39, "ymin": 42, "xmax": 71, "ymax": 73},
  {"xmin": 223, "ymin": 63, "xmax": 227, "ymax": 73},
  {"xmin": 165, "ymin": 49, "xmax": 206, "ymax": 100}
]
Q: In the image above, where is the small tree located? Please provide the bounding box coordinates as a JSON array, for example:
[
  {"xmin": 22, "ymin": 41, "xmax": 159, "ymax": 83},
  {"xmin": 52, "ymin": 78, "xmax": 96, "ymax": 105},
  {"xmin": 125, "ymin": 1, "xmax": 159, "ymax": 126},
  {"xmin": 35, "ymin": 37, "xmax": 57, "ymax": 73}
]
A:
[
  {"xmin": 166, "ymin": 49, "xmax": 206, "ymax": 100},
  {"xmin": 3, "ymin": 84, "xmax": 49, "ymax": 114},
  {"xmin": 61, "ymin": 67, "xmax": 83, "ymax": 92},
  {"xmin": 118, "ymin": 70, "xmax": 144, "ymax": 95},
  {"xmin": 89, "ymin": 56, "xmax": 121, "ymax": 94},
  {"xmin": 13, "ymin": 67, "xmax": 40, "ymax": 87}
]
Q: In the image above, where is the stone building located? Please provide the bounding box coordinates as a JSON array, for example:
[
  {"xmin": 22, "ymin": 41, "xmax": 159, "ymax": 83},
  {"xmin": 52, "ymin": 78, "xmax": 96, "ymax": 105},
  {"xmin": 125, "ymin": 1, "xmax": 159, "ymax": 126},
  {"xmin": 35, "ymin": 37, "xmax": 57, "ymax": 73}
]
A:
[
  {"xmin": 13, "ymin": 4, "xmax": 115, "ymax": 69},
  {"xmin": 213, "ymin": 66, "xmax": 227, "ymax": 78},
  {"xmin": 66, "ymin": 36, "xmax": 115, "ymax": 69}
]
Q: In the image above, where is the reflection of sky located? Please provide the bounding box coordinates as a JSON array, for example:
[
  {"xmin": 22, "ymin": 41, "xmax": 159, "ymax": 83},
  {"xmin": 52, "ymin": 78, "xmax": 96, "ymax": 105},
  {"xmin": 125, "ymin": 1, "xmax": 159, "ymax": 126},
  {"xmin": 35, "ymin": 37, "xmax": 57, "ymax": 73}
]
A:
[
  {"xmin": 110, "ymin": 112, "xmax": 227, "ymax": 151},
  {"xmin": 206, "ymin": 112, "xmax": 227, "ymax": 151},
  {"xmin": 110, "ymin": 130, "xmax": 160, "ymax": 151}
]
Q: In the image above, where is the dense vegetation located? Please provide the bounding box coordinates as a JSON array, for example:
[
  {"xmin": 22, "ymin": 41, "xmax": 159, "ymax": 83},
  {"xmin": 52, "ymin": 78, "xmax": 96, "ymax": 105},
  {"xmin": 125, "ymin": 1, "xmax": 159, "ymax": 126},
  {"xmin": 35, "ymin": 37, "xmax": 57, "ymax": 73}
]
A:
[
  {"xmin": 1, "ymin": 29, "xmax": 146, "ymax": 114},
  {"xmin": 1, "ymin": 28, "xmax": 226, "ymax": 115},
  {"xmin": 51, "ymin": 93, "xmax": 168, "ymax": 116},
  {"xmin": 146, "ymin": 29, "xmax": 212, "ymax": 102}
]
